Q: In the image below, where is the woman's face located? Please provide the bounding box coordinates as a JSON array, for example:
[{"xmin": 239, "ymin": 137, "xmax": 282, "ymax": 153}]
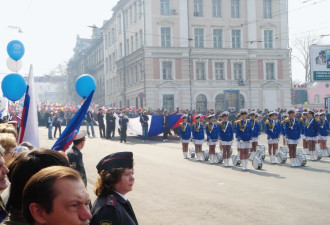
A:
[
  {"xmin": 114, "ymin": 168, "xmax": 135, "ymax": 195},
  {"xmin": 4, "ymin": 146, "xmax": 15, "ymax": 163}
]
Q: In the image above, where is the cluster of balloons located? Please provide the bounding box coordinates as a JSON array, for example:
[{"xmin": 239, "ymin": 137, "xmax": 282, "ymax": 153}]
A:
[
  {"xmin": 1, "ymin": 40, "xmax": 27, "ymax": 101},
  {"xmin": 1, "ymin": 40, "xmax": 96, "ymax": 102}
]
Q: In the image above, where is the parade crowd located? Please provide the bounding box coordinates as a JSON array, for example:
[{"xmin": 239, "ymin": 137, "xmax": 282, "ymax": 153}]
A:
[{"xmin": 0, "ymin": 106, "xmax": 328, "ymax": 225}]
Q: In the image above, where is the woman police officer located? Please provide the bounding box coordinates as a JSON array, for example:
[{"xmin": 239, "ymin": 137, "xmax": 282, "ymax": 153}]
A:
[{"xmin": 90, "ymin": 152, "xmax": 138, "ymax": 225}]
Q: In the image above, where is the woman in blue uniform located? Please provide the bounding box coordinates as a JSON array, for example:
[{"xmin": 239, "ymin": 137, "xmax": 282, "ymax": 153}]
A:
[
  {"xmin": 285, "ymin": 109, "xmax": 301, "ymax": 167},
  {"xmin": 90, "ymin": 152, "xmax": 138, "ymax": 225},
  {"xmin": 179, "ymin": 115, "xmax": 191, "ymax": 159},
  {"xmin": 206, "ymin": 115, "xmax": 219, "ymax": 164},
  {"xmin": 318, "ymin": 112, "xmax": 328, "ymax": 156},
  {"xmin": 218, "ymin": 111, "xmax": 233, "ymax": 167},
  {"xmin": 281, "ymin": 113, "xmax": 288, "ymax": 146},
  {"xmin": 192, "ymin": 115, "xmax": 204, "ymax": 161},
  {"xmin": 265, "ymin": 112, "xmax": 281, "ymax": 164},
  {"xmin": 305, "ymin": 110, "xmax": 319, "ymax": 160},
  {"xmin": 249, "ymin": 111, "xmax": 260, "ymax": 159},
  {"xmin": 235, "ymin": 109, "xmax": 252, "ymax": 170},
  {"xmin": 300, "ymin": 112, "xmax": 309, "ymax": 154}
]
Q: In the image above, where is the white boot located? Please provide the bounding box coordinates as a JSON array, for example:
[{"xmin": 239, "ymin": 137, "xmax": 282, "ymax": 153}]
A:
[
  {"xmin": 209, "ymin": 154, "xmax": 213, "ymax": 164},
  {"xmin": 293, "ymin": 157, "xmax": 298, "ymax": 167},
  {"xmin": 322, "ymin": 150, "xmax": 328, "ymax": 157},
  {"xmin": 214, "ymin": 154, "xmax": 219, "ymax": 163},
  {"xmin": 224, "ymin": 159, "xmax": 228, "ymax": 167},
  {"xmin": 183, "ymin": 152, "xmax": 188, "ymax": 159},
  {"xmin": 245, "ymin": 160, "xmax": 249, "ymax": 170},
  {"xmin": 200, "ymin": 152, "xmax": 205, "ymax": 161},
  {"xmin": 241, "ymin": 160, "xmax": 246, "ymax": 171},
  {"xmin": 304, "ymin": 148, "xmax": 309, "ymax": 155},
  {"xmin": 291, "ymin": 158, "xmax": 295, "ymax": 167}
]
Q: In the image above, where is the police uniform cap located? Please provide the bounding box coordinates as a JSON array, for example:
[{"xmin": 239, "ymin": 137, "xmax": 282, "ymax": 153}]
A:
[
  {"xmin": 268, "ymin": 111, "xmax": 278, "ymax": 116},
  {"xmin": 240, "ymin": 109, "xmax": 248, "ymax": 115},
  {"xmin": 182, "ymin": 114, "xmax": 188, "ymax": 119},
  {"xmin": 302, "ymin": 111, "xmax": 308, "ymax": 115},
  {"xmin": 74, "ymin": 130, "xmax": 87, "ymax": 141},
  {"xmin": 248, "ymin": 111, "xmax": 257, "ymax": 116},
  {"xmin": 319, "ymin": 111, "xmax": 325, "ymax": 116},
  {"xmin": 97, "ymin": 152, "xmax": 134, "ymax": 173},
  {"xmin": 221, "ymin": 111, "xmax": 229, "ymax": 117},
  {"xmin": 195, "ymin": 114, "xmax": 201, "ymax": 119},
  {"xmin": 307, "ymin": 110, "xmax": 314, "ymax": 115},
  {"xmin": 207, "ymin": 114, "xmax": 215, "ymax": 119}
]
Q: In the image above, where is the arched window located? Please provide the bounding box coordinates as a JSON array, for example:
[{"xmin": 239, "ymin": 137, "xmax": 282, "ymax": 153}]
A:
[
  {"xmin": 196, "ymin": 94, "xmax": 207, "ymax": 114},
  {"xmin": 239, "ymin": 94, "xmax": 245, "ymax": 109},
  {"xmin": 314, "ymin": 95, "xmax": 320, "ymax": 104},
  {"xmin": 215, "ymin": 94, "xmax": 224, "ymax": 111}
]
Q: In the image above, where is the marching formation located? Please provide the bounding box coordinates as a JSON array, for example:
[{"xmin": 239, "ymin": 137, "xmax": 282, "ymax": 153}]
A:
[{"xmin": 179, "ymin": 109, "xmax": 329, "ymax": 171}]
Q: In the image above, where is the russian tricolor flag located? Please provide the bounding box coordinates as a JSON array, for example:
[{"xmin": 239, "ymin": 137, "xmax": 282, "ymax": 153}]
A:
[{"xmin": 19, "ymin": 65, "xmax": 39, "ymax": 147}]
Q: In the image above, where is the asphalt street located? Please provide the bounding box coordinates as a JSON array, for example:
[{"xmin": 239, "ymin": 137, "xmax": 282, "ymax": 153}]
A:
[{"xmin": 40, "ymin": 127, "xmax": 330, "ymax": 225}]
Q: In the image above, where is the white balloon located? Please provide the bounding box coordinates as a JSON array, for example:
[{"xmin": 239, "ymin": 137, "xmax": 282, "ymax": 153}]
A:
[
  {"xmin": 0, "ymin": 95, "xmax": 8, "ymax": 111},
  {"xmin": 7, "ymin": 57, "xmax": 23, "ymax": 72}
]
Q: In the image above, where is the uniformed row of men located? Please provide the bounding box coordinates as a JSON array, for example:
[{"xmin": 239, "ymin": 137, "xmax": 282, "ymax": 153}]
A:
[{"xmin": 179, "ymin": 109, "xmax": 329, "ymax": 169}]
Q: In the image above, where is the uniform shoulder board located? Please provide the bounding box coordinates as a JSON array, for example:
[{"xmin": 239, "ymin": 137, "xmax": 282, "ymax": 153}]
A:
[
  {"xmin": 265, "ymin": 120, "xmax": 269, "ymax": 124},
  {"xmin": 106, "ymin": 195, "xmax": 116, "ymax": 207},
  {"xmin": 246, "ymin": 119, "xmax": 250, "ymax": 122},
  {"xmin": 284, "ymin": 118, "xmax": 289, "ymax": 122},
  {"xmin": 179, "ymin": 122, "xmax": 183, "ymax": 126},
  {"xmin": 234, "ymin": 120, "xmax": 239, "ymax": 124},
  {"xmin": 205, "ymin": 122, "xmax": 209, "ymax": 126}
]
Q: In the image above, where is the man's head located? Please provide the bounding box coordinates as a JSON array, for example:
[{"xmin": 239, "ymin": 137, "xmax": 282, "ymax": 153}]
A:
[
  {"xmin": 73, "ymin": 130, "xmax": 87, "ymax": 150},
  {"xmin": 288, "ymin": 109, "xmax": 295, "ymax": 118},
  {"xmin": 23, "ymin": 166, "xmax": 91, "ymax": 225},
  {"xmin": 0, "ymin": 146, "xmax": 9, "ymax": 191}
]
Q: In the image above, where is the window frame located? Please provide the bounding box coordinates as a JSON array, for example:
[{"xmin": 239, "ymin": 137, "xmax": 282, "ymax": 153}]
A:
[
  {"xmin": 231, "ymin": 0, "xmax": 240, "ymax": 18},
  {"xmin": 160, "ymin": 0, "xmax": 170, "ymax": 15},
  {"xmin": 194, "ymin": 28, "xmax": 204, "ymax": 48},
  {"xmin": 160, "ymin": 27, "xmax": 172, "ymax": 47},
  {"xmin": 212, "ymin": 0, "xmax": 221, "ymax": 17},
  {"xmin": 231, "ymin": 29, "xmax": 241, "ymax": 48}
]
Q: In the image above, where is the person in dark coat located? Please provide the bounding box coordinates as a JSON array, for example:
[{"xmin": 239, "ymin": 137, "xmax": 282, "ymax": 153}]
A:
[
  {"xmin": 119, "ymin": 112, "xmax": 129, "ymax": 143},
  {"xmin": 97, "ymin": 108, "xmax": 106, "ymax": 138},
  {"xmin": 53, "ymin": 112, "xmax": 62, "ymax": 138},
  {"xmin": 66, "ymin": 130, "xmax": 87, "ymax": 186},
  {"xmin": 140, "ymin": 111, "xmax": 149, "ymax": 142},
  {"xmin": 90, "ymin": 152, "xmax": 138, "ymax": 225},
  {"xmin": 106, "ymin": 109, "xmax": 116, "ymax": 139},
  {"xmin": 162, "ymin": 110, "xmax": 170, "ymax": 142}
]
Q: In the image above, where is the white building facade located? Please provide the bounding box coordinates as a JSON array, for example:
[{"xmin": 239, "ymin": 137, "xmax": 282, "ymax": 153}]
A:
[{"xmin": 98, "ymin": 0, "xmax": 291, "ymax": 112}]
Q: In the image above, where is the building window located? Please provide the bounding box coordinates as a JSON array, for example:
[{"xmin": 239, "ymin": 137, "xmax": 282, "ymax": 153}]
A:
[
  {"xmin": 161, "ymin": 27, "xmax": 171, "ymax": 47},
  {"xmin": 126, "ymin": 39, "xmax": 130, "ymax": 54},
  {"xmin": 315, "ymin": 95, "xmax": 320, "ymax": 104},
  {"xmin": 135, "ymin": 33, "xmax": 138, "ymax": 49},
  {"xmin": 231, "ymin": 0, "xmax": 240, "ymax": 18},
  {"xmin": 212, "ymin": 0, "xmax": 221, "ymax": 17},
  {"xmin": 213, "ymin": 29, "xmax": 223, "ymax": 48},
  {"xmin": 163, "ymin": 94, "xmax": 174, "ymax": 110},
  {"xmin": 139, "ymin": 30, "xmax": 143, "ymax": 47},
  {"xmin": 196, "ymin": 62, "xmax": 206, "ymax": 80},
  {"xmin": 160, "ymin": 0, "xmax": 170, "ymax": 15},
  {"xmin": 233, "ymin": 62, "xmax": 243, "ymax": 80},
  {"xmin": 215, "ymin": 94, "xmax": 224, "ymax": 111},
  {"xmin": 215, "ymin": 62, "xmax": 225, "ymax": 80},
  {"xmin": 138, "ymin": 0, "xmax": 142, "ymax": 18},
  {"xmin": 134, "ymin": 2, "xmax": 137, "ymax": 22},
  {"xmin": 265, "ymin": 63, "xmax": 275, "ymax": 80},
  {"xmin": 264, "ymin": 30, "xmax": 273, "ymax": 49},
  {"xmin": 232, "ymin": 30, "xmax": 241, "ymax": 48},
  {"xmin": 194, "ymin": 0, "xmax": 203, "ymax": 16},
  {"xmin": 194, "ymin": 28, "xmax": 204, "ymax": 48},
  {"xmin": 196, "ymin": 94, "xmax": 207, "ymax": 114},
  {"xmin": 129, "ymin": 6, "xmax": 133, "ymax": 24},
  {"xmin": 264, "ymin": 0, "xmax": 272, "ymax": 18},
  {"xmin": 118, "ymin": 15, "xmax": 122, "ymax": 33},
  {"xmin": 162, "ymin": 61, "xmax": 173, "ymax": 80},
  {"xmin": 131, "ymin": 36, "xmax": 134, "ymax": 52}
]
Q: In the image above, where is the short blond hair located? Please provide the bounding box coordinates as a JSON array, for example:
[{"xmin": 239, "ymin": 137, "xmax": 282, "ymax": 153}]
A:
[
  {"xmin": 0, "ymin": 133, "xmax": 17, "ymax": 154},
  {"xmin": 0, "ymin": 123, "xmax": 18, "ymax": 138}
]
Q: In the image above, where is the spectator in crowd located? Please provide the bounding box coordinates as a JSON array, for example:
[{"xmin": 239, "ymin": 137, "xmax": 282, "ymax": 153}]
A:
[
  {"xmin": 0, "ymin": 146, "xmax": 10, "ymax": 223},
  {"xmin": 19, "ymin": 142, "xmax": 34, "ymax": 151},
  {"xmin": 85, "ymin": 110, "xmax": 96, "ymax": 138},
  {"xmin": 3, "ymin": 149, "xmax": 70, "ymax": 224},
  {"xmin": 46, "ymin": 112, "xmax": 53, "ymax": 139},
  {"xmin": 0, "ymin": 124, "xmax": 17, "ymax": 139},
  {"xmin": 22, "ymin": 166, "xmax": 91, "ymax": 225},
  {"xmin": 140, "ymin": 111, "xmax": 149, "ymax": 143},
  {"xmin": 97, "ymin": 108, "xmax": 105, "ymax": 138},
  {"xmin": 53, "ymin": 112, "xmax": 62, "ymax": 138},
  {"xmin": 0, "ymin": 133, "xmax": 17, "ymax": 166}
]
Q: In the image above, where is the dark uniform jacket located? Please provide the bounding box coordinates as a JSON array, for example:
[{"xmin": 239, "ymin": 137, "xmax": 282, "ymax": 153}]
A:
[
  {"xmin": 97, "ymin": 112, "xmax": 105, "ymax": 126},
  {"xmin": 162, "ymin": 114, "xmax": 170, "ymax": 127},
  {"xmin": 106, "ymin": 114, "xmax": 116, "ymax": 127},
  {"xmin": 66, "ymin": 146, "xmax": 87, "ymax": 186},
  {"xmin": 139, "ymin": 115, "xmax": 149, "ymax": 127},
  {"xmin": 90, "ymin": 192, "xmax": 138, "ymax": 225}
]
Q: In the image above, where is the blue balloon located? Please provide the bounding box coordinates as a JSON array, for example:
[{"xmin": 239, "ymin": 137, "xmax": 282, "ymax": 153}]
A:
[
  {"xmin": 7, "ymin": 40, "xmax": 25, "ymax": 61},
  {"xmin": 75, "ymin": 74, "xmax": 96, "ymax": 98},
  {"xmin": 1, "ymin": 73, "xmax": 27, "ymax": 101}
]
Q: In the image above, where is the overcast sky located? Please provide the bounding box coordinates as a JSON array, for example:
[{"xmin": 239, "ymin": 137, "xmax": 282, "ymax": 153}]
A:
[{"xmin": 0, "ymin": 0, "xmax": 330, "ymax": 82}]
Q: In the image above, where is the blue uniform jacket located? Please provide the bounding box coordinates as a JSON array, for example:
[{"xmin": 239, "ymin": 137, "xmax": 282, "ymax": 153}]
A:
[
  {"xmin": 250, "ymin": 119, "xmax": 260, "ymax": 138},
  {"xmin": 192, "ymin": 122, "xmax": 204, "ymax": 140},
  {"xmin": 281, "ymin": 121, "xmax": 286, "ymax": 136},
  {"xmin": 179, "ymin": 122, "xmax": 191, "ymax": 140},
  {"xmin": 235, "ymin": 120, "xmax": 252, "ymax": 141},
  {"xmin": 265, "ymin": 120, "xmax": 281, "ymax": 139},
  {"xmin": 218, "ymin": 121, "xmax": 233, "ymax": 142},
  {"xmin": 206, "ymin": 122, "xmax": 218, "ymax": 141},
  {"xmin": 305, "ymin": 118, "xmax": 318, "ymax": 137},
  {"xmin": 300, "ymin": 118, "xmax": 307, "ymax": 135},
  {"xmin": 318, "ymin": 119, "xmax": 328, "ymax": 136},
  {"xmin": 285, "ymin": 118, "xmax": 301, "ymax": 140}
]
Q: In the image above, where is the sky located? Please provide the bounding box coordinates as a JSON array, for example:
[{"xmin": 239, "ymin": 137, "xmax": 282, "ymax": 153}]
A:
[{"xmin": 0, "ymin": 0, "xmax": 330, "ymax": 82}]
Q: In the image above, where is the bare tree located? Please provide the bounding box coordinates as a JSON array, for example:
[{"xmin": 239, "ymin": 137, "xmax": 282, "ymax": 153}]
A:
[
  {"xmin": 292, "ymin": 34, "xmax": 320, "ymax": 82},
  {"xmin": 49, "ymin": 62, "xmax": 68, "ymax": 76}
]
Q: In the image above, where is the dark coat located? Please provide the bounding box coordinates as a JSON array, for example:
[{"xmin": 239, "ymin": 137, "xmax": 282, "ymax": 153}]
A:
[
  {"xmin": 66, "ymin": 146, "xmax": 87, "ymax": 186},
  {"xmin": 90, "ymin": 192, "xmax": 138, "ymax": 225}
]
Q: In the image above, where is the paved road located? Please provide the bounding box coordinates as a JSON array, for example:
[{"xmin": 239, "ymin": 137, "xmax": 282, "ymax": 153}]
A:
[{"xmin": 40, "ymin": 127, "xmax": 330, "ymax": 225}]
